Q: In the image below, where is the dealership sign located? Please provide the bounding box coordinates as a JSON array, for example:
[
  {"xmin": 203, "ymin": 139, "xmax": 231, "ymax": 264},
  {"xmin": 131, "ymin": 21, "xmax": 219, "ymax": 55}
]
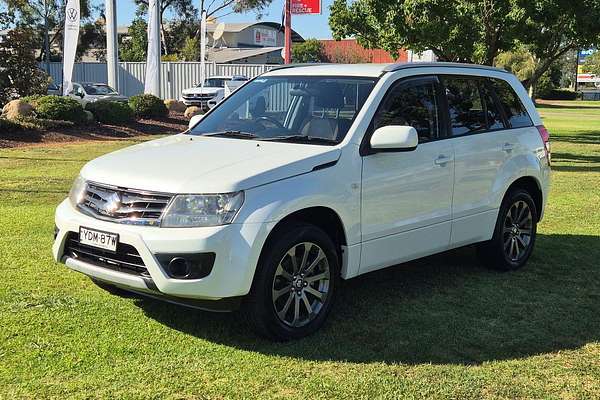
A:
[
  {"xmin": 291, "ymin": 0, "xmax": 321, "ymax": 14},
  {"xmin": 577, "ymin": 49, "xmax": 599, "ymax": 83}
]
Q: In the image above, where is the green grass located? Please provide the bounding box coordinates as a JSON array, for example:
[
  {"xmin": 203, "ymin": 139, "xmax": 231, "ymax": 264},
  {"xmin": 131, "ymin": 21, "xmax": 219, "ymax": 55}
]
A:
[{"xmin": 1, "ymin": 102, "xmax": 599, "ymax": 399}]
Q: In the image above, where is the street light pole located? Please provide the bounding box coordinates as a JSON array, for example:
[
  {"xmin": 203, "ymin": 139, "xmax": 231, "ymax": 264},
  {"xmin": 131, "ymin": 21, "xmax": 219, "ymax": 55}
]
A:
[{"xmin": 284, "ymin": 0, "xmax": 291, "ymax": 64}]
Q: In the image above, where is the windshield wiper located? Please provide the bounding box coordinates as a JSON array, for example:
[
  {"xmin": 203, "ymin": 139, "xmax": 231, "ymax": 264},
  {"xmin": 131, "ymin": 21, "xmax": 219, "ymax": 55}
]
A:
[
  {"xmin": 259, "ymin": 135, "xmax": 338, "ymax": 145},
  {"xmin": 204, "ymin": 130, "xmax": 260, "ymax": 139}
]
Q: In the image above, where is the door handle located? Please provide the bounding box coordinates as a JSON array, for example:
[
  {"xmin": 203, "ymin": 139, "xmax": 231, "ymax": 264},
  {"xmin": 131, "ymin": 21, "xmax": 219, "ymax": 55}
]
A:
[
  {"xmin": 502, "ymin": 142, "xmax": 515, "ymax": 152},
  {"xmin": 434, "ymin": 155, "xmax": 453, "ymax": 166}
]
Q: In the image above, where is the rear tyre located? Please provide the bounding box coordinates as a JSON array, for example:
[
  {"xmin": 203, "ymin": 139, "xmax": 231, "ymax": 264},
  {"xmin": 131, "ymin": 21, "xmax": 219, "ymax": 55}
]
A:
[
  {"xmin": 477, "ymin": 189, "xmax": 538, "ymax": 271},
  {"xmin": 246, "ymin": 223, "xmax": 339, "ymax": 341}
]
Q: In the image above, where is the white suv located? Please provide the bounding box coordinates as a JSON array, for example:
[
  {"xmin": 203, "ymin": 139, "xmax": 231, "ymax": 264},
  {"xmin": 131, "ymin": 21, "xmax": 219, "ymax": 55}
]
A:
[{"xmin": 53, "ymin": 63, "xmax": 551, "ymax": 340}]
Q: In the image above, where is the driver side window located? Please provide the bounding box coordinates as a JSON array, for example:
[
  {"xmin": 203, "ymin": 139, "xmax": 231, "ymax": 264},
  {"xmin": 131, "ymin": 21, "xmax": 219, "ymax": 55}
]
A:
[{"xmin": 373, "ymin": 78, "xmax": 440, "ymax": 143}]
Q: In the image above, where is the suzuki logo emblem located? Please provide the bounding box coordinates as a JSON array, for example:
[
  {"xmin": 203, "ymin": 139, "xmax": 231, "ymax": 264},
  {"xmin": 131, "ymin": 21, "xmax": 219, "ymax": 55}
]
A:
[{"xmin": 100, "ymin": 192, "xmax": 121, "ymax": 215}]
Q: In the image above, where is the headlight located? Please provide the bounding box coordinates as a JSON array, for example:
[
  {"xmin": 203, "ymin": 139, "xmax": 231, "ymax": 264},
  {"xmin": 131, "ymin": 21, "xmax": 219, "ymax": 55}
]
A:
[
  {"xmin": 161, "ymin": 192, "xmax": 244, "ymax": 228},
  {"xmin": 68, "ymin": 175, "xmax": 87, "ymax": 208}
]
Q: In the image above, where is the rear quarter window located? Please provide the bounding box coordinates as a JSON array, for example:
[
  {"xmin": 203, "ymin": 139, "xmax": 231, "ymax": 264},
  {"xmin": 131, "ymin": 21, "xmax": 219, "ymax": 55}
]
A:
[{"xmin": 488, "ymin": 78, "xmax": 533, "ymax": 128}]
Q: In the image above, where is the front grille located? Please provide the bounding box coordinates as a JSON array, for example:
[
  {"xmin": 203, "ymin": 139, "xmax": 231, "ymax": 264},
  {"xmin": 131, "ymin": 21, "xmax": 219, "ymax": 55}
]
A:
[
  {"xmin": 183, "ymin": 93, "xmax": 215, "ymax": 100},
  {"xmin": 64, "ymin": 232, "xmax": 148, "ymax": 276},
  {"xmin": 78, "ymin": 182, "xmax": 172, "ymax": 226}
]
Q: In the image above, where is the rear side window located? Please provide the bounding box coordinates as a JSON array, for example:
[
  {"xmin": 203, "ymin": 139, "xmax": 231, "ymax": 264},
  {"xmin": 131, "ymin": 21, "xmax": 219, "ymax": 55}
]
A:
[
  {"xmin": 488, "ymin": 78, "xmax": 532, "ymax": 128},
  {"xmin": 443, "ymin": 77, "xmax": 487, "ymax": 135},
  {"xmin": 373, "ymin": 78, "xmax": 440, "ymax": 143},
  {"xmin": 480, "ymin": 83, "xmax": 505, "ymax": 130}
]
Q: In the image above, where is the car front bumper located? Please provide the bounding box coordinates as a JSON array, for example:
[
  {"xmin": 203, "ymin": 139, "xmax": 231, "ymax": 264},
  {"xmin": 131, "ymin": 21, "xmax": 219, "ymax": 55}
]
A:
[{"xmin": 52, "ymin": 200, "xmax": 268, "ymax": 309}]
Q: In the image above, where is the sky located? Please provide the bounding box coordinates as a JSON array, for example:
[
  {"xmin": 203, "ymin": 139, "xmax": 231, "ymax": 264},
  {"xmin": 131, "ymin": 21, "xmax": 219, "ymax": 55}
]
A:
[{"xmin": 114, "ymin": 0, "xmax": 335, "ymax": 40}]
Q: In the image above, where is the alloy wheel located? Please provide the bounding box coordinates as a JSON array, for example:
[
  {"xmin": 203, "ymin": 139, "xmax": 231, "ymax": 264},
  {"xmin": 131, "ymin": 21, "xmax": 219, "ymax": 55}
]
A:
[
  {"xmin": 503, "ymin": 200, "xmax": 533, "ymax": 262},
  {"xmin": 271, "ymin": 242, "xmax": 331, "ymax": 327}
]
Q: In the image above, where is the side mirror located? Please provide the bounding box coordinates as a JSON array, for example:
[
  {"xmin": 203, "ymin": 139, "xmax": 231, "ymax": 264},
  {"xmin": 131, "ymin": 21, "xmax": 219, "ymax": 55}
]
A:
[
  {"xmin": 370, "ymin": 125, "xmax": 418, "ymax": 152},
  {"xmin": 188, "ymin": 113, "xmax": 204, "ymax": 130}
]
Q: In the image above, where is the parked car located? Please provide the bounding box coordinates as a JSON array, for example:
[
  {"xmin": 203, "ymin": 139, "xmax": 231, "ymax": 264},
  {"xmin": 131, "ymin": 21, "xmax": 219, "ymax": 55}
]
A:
[
  {"xmin": 53, "ymin": 63, "xmax": 551, "ymax": 340},
  {"xmin": 47, "ymin": 82, "xmax": 62, "ymax": 96},
  {"xmin": 180, "ymin": 75, "xmax": 248, "ymax": 109},
  {"xmin": 67, "ymin": 82, "xmax": 128, "ymax": 107}
]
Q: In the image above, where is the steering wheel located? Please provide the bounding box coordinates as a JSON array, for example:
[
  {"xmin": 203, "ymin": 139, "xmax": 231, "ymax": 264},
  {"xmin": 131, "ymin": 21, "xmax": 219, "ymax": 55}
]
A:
[{"xmin": 256, "ymin": 116, "xmax": 285, "ymax": 130}]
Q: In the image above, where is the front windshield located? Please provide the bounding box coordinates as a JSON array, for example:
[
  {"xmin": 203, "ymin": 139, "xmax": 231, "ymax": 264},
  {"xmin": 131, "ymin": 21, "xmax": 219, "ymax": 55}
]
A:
[
  {"xmin": 200, "ymin": 78, "xmax": 228, "ymax": 88},
  {"xmin": 190, "ymin": 76, "xmax": 377, "ymax": 144},
  {"xmin": 83, "ymin": 84, "xmax": 117, "ymax": 95}
]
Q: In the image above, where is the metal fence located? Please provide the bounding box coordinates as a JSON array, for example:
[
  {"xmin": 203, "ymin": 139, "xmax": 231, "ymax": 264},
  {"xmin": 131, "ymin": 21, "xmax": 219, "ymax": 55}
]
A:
[{"xmin": 43, "ymin": 62, "xmax": 276, "ymax": 99}]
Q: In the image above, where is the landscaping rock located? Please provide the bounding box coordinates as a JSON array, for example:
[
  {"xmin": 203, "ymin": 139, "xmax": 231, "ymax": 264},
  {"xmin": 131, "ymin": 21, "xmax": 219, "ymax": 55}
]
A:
[
  {"xmin": 164, "ymin": 99, "xmax": 187, "ymax": 113},
  {"xmin": 184, "ymin": 106, "xmax": 203, "ymax": 119},
  {"xmin": 2, "ymin": 100, "xmax": 35, "ymax": 121}
]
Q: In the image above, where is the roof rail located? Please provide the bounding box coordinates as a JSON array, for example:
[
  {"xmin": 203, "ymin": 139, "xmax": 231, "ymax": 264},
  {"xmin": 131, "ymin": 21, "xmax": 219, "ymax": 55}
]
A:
[
  {"xmin": 383, "ymin": 62, "xmax": 509, "ymax": 74},
  {"xmin": 267, "ymin": 63, "xmax": 334, "ymax": 72}
]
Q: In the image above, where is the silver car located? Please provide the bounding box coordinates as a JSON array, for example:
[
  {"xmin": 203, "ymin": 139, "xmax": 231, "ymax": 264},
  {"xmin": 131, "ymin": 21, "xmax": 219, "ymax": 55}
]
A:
[{"xmin": 68, "ymin": 82, "xmax": 128, "ymax": 107}]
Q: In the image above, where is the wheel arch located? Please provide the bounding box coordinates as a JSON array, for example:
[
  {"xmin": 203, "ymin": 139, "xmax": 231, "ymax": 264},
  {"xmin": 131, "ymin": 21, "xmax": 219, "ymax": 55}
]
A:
[
  {"xmin": 505, "ymin": 176, "xmax": 543, "ymax": 221},
  {"xmin": 257, "ymin": 206, "xmax": 348, "ymax": 276}
]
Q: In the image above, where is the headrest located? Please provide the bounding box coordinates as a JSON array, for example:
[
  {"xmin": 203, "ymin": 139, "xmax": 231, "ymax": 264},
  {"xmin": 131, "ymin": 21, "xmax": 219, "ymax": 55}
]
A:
[{"xmin": 314, "ymin": 82, "xmax": 344, "ymax": 109}]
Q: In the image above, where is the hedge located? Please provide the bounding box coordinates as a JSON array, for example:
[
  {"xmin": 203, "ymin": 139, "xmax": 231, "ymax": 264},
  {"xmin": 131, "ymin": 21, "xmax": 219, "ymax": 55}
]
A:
[
  {"xmin": 538, "ymin": 89, "xmax": 579, "ymax": 101},
  {"xmin": 128, "ymin": 94, "xmax": 168, "ymax": 118},
  {"xmin": 34, "ymin": 95, "xmax": 86, "ymax": 124},
  {"xmin": 86, "ymin": 100, "xmax": 134, "ymax": 124}
]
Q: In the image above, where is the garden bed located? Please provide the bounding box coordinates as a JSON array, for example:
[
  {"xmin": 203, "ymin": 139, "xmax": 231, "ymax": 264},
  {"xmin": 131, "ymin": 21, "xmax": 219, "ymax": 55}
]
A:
[{"xmin": 0, "ymin": 112, "xmax": 188, "ymax": 148}]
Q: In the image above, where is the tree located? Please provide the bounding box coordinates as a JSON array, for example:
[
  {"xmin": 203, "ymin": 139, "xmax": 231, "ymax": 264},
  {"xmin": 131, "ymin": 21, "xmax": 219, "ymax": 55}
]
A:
[
  {"xmin": 0, "ymin": 28, "xmax": 49, "ymax": 105},
  {"xmin": 582, "ymin": 51, "xmax": 600, "ymax": 76},
  {"xmin": 517, "ymin": 0, "xmax": 600, "ymax": 95},
  {"xmin": 134, "ymin": 0, "xmax": 196, "ymax": 55},
  {"xmin": 330, "ymin": 0, "xmax": 600, "ymax": 94},
  {"xmin": 119, "ymin": 18, "xmax": 148, "ymax": 62},
  {"xmin": 329, "ymin": 0, "xmax": 523, "ymax": 65},
  {"xmin": 292, "ymin": 39, "xmax": 324, "ymax": 63},
  {"xmin": 179, "ymin": 36, "xmax": 200, "ymax": 61},
  {"xmin": 495, "ymin": 48, "xmax": 537, "ymax": 82}
]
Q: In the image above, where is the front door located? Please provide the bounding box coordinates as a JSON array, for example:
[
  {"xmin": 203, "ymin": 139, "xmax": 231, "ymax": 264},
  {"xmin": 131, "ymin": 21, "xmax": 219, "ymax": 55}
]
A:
[{"xmin": 360, "ymin": 76, "xmax": 454, "ymax": 274}]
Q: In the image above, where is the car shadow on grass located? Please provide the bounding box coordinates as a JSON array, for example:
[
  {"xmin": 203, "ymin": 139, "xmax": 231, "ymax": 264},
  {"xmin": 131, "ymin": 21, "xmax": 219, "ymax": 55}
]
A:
[{"xmin": 135, "ymin": 233, "xmax": 600, "ymax": 365}]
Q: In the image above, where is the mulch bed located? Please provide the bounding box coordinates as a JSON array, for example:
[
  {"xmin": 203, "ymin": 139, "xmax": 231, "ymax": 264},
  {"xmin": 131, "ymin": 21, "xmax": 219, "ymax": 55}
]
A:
[{"xmin": 0, "ymin": 112, "xmax": 189, "ymax": 149}]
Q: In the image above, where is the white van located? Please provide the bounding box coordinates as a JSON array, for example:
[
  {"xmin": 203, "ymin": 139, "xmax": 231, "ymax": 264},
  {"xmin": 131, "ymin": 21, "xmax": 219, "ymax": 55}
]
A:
[{"xmin": 53, "ymin": 63, "xmax": 551, "ymax": 340}]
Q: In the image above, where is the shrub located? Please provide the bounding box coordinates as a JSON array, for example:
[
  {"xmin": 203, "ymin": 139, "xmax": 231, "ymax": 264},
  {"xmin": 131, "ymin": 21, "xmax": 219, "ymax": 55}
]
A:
[
  {"xmin": 21, "ymin": 94, "xmax": 44, "ymax": 108},
  {"xmin": 34, "ymin": 96, "xmax": 85, "ymax": 124},
  {"xmin": 86, "ymin": 100, "xmax": 133, "ymax": 124},
  {"xmin": 128, "ymin": 94, "xmax": 168, "ymax": 118},
  {"xmin": 0, "ymin": 117, "xmax": 23, "ymax": 132},
  {"xmin": 538, "ymin": 89, "xmax": 579, "ymax": 101}
]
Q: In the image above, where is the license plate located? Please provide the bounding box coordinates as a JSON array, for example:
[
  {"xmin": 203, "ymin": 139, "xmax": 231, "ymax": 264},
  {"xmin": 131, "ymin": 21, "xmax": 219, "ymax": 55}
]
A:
[{"xmin": 79, "ymin": 227, "xmax": 119, "ymax": 252}]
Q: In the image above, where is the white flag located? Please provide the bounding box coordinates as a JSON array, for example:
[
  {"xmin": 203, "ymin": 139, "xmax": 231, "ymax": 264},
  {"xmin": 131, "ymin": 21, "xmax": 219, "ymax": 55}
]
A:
[
  {"xmin": 144, "ymin": 0, "xmax": 160, "ymax": 96},
  {"xmin": 200, "ymin": 10, "xmax": 207, "ymax": 92},
  {"xmin": 62, "ymin": 0, "xmax": 80, "ymax": 96}
]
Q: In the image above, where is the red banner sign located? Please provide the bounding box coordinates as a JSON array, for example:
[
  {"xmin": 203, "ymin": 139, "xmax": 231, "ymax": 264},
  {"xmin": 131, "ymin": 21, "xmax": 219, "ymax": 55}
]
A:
[{"xmin": 291, "ymin": 0, "xmax": 321, "ymax": 14}]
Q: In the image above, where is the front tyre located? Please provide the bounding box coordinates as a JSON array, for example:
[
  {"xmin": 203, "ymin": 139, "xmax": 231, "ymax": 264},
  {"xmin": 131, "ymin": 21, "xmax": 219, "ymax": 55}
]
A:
[
  {"xmin": 478, "ymin": 189, "xmax": 538, "ymax": 271},
  {"xmin": 246, "ymin": 223, "xmax": 339, "ymax": 341}
]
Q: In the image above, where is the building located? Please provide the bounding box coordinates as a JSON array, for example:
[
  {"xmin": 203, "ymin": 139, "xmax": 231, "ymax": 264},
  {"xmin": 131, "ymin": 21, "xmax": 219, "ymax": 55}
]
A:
[
  {"xmin": 206, "ymin": 22, "xmax": 304, "ymax": 64},
  {"xmin": 319, "ymin": 39, "xmax": 437, "ymax": 64}
]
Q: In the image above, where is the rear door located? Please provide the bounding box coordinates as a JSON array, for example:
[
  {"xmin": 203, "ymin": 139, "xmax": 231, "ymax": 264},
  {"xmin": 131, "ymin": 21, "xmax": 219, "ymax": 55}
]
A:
[
  {"xmin": 360, "ymin": 76, "xmax": 454, "ymax": 273},
  {"xmin": 443, "ymin": 75, "xmax": 535, "ymax": 247}
]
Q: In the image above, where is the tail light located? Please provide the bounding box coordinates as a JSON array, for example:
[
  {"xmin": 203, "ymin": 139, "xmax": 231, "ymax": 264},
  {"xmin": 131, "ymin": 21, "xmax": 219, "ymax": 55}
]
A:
[{"xmin": 536, "ymin": 125, "xmax": 551, "ymax": 166}]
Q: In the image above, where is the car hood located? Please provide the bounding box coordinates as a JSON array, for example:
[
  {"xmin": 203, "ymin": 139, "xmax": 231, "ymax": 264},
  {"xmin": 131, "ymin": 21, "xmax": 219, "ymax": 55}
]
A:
[
  {"xmin": 80, "ymin": 134, "xmax": 341, "ymax": 193},
  {"xmin": 182, "ymin": 87, "xmax": 222, "ymax": 95}
]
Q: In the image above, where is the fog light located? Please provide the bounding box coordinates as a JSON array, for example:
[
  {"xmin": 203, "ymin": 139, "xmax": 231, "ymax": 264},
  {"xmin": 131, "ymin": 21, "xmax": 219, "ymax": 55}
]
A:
[
  {"xmin": 155, "ymin": 253, "xmax": 216, "ymax": 280},
  {"xmin": 168, "ymin": 257, "xmax": 191, "ymax": 278}
]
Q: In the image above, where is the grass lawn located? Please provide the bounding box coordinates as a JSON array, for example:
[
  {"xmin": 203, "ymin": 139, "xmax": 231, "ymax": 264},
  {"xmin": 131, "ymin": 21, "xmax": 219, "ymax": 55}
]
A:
[{"xmin": 1, "ymin": 101, "xmax": 599, "ymax": 399}]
